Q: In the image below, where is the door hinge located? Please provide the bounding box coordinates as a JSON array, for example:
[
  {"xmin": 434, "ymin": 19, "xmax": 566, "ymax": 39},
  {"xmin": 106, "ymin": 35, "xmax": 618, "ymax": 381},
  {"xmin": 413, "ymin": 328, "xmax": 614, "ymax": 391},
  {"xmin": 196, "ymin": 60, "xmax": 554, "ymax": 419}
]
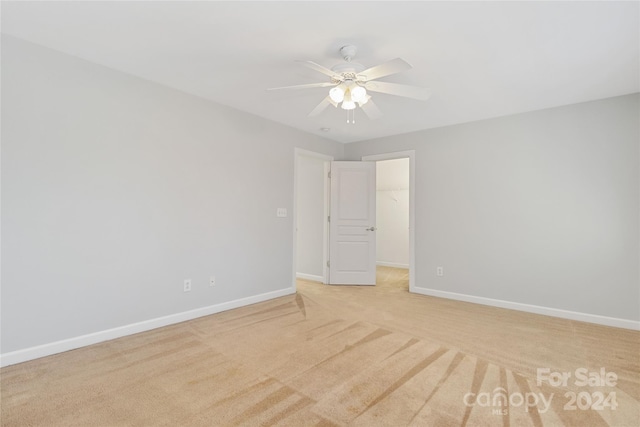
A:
[
  {"xmin": 327, "ymin": 261, "xmax": 330, "ymax": 267},
  {"xmin": 328, "ymin": 171, "xmax": 331, "ymax": 179},
  {"xmin": 327, "ymin": 215, "xmax": 330, "ymax": 223}
]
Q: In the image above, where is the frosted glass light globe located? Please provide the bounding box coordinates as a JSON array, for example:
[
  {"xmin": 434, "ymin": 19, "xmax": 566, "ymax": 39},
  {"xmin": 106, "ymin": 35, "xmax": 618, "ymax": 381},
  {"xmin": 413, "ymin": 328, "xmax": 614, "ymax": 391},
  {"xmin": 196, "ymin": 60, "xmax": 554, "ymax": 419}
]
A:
[
  {"xmin": 351, "ymin": 86, "xmax": 367, "ymax": 103},
  {"xmin": 329, "ymin": 86, "xmax": 345, "ymax": 103},
  {"xmin": 341, "ymin": 100, "xmax": 356, "ymax": 110}
]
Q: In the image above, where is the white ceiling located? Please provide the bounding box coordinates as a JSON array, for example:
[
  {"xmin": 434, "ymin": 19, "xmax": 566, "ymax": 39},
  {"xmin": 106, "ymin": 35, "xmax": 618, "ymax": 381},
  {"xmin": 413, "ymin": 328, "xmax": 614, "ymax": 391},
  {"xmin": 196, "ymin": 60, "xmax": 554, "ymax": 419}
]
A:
[{"xmin": 2, "ymin": 1, "xmax": 638, "ymax": 144}]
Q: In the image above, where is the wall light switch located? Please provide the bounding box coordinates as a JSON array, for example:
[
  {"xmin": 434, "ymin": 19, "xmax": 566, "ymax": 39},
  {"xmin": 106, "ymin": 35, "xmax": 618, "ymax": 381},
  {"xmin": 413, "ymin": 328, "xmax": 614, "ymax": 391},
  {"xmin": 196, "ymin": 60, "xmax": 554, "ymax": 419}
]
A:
[{"xmin": 277, "ymin": 208, "xmax": 287, "ymax": 218}]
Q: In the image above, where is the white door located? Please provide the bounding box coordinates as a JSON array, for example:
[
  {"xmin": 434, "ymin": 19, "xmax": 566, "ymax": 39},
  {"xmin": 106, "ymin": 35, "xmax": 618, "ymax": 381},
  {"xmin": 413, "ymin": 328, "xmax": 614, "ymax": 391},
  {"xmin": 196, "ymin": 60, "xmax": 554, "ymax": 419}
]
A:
[{"xmin": 329, "ymin": 161, "xmax": 377, "ymax": 285}]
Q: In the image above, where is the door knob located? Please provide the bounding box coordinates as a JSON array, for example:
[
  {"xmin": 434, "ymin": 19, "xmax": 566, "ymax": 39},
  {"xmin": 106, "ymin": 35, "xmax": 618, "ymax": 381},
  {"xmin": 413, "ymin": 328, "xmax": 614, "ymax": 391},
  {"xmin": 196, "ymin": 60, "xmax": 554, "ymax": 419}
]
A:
[{"xmin": 366, "ymin": 227, "xmax": 377, "ymax": 231}]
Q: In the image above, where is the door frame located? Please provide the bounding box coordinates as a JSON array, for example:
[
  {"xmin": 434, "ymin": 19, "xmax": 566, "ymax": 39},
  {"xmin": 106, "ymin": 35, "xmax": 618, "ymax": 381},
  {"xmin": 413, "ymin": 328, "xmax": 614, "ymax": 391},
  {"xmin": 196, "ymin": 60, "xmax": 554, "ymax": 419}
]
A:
[
  {"xmin": 362, "ymin": 150, "xmax": 416, "ymax": 292},
  {"xmin": 292, "ymin": 148, "xmax": 333, "ymax": 291}
]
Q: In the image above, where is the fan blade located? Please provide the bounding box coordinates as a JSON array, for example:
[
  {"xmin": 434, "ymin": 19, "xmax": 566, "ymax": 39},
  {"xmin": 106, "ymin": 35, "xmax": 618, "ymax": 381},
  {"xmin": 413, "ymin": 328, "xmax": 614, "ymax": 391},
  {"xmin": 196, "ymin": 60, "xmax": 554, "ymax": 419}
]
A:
[
  {"xmin": 365, "ymin": 81, "xmax": 432, "ymax": 101},
  {"xmin": 297, "ymin": 60, "xmax": 339, "ymax": 78},
  {"xmin": 359, "ymin": 58, "xmax": 412, "ymax": 81},
  {"xmin": 267, "ymin": 82, "xmax": 335, "ymax": 91},
  {"xmin": 360, "ymin": 99, "xmax": 382, "ymax": 120},
  {"xmin": 308, "ymin": 96, "xmax": 336, "ymax": 117}
]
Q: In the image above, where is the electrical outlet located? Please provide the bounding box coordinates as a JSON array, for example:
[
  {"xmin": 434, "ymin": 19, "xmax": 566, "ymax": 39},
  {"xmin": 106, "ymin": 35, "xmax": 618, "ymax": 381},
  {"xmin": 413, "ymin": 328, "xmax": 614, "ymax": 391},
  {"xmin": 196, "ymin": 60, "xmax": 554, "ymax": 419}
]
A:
[
  {"xmin": 183, "ymin": 279, "xmax": 192, "ymax": 292},
  {"xmin": 209, "ymin": 276, "xmax": 216, "ymax": 287},
  {"xmin": 436, "ymin": 267, "xmax": 444, "ymax": 277}
]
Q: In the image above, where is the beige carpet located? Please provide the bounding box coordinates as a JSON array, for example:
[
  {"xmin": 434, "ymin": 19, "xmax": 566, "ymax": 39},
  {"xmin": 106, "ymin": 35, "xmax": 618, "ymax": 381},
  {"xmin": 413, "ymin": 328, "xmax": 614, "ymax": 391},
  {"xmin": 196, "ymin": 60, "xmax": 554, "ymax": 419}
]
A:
[{"xmin": 1, "ymin": 267, "xmax": 638, "ymax": 426}]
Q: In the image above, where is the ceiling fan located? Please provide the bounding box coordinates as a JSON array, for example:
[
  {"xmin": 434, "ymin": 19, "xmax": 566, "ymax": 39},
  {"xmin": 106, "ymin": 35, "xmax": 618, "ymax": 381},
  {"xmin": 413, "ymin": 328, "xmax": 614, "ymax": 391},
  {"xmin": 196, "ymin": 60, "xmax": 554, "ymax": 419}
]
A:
[{"xmin": 267, "ymin": 45, "xmax": 431, "ymax": 123}]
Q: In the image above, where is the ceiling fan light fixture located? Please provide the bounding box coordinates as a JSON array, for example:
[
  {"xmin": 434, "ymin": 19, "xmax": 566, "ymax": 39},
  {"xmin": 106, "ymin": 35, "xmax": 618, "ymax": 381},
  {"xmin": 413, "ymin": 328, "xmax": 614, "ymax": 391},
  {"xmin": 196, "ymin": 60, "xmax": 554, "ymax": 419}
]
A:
[
  {"xmin": 329, "ymin": 86, "xmax": 345, "ymax": 103},
  {"xmin": 271, "ymin": 45, "xmax": 429, "ymax": 121}
]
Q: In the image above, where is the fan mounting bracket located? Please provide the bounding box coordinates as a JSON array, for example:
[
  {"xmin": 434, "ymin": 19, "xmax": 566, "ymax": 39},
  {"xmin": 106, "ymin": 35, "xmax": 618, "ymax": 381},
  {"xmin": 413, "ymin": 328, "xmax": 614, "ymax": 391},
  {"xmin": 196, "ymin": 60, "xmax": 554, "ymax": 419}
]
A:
[{"xmin": 340, "ymin": 45, "xmax": 358, "ymax": 62}]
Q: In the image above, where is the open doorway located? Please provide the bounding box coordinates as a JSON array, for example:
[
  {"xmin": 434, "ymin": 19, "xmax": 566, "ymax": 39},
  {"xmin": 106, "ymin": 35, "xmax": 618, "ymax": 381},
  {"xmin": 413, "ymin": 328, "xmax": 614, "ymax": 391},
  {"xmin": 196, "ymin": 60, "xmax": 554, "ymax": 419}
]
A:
[
  {"xmin": 293, "ymin": 149, "xmax": 415, "ymax": 292},
  {"xmin": 375, "ymin": 158, "xmax": 410, "ymax": 291},
  {"xmin": 293, "ymin": 149, "xmax": 332, "ymax": 289},
  {"xmin": 363, "ymin": 151, "xmax": 416, "ymax": 292}
]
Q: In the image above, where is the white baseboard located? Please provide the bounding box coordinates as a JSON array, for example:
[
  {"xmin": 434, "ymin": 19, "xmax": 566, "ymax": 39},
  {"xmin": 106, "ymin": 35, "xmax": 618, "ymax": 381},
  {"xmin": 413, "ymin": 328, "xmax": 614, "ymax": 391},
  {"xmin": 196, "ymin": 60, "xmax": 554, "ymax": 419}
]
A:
[
  {"xmin": 296, "ymin": 272, "xmax": 324, "ymax": 282},
  {"xmin": 413, "ymin": 287, "xmax": 640, "ymax": 331},
  {"xmin": 376, "ymin": 261, "xmax": 410, "ymax": 269},
  {"xmin": 0, "ymin": 287, "xmax": 295, "ymax": 368}
]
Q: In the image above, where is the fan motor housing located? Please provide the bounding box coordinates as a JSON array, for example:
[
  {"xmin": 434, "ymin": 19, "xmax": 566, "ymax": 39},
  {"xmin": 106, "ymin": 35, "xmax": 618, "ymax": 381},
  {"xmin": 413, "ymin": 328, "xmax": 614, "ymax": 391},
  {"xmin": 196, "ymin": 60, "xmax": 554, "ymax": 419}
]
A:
[{"xmin": 331, "ymin": 62, "xmax": 365, "ymax": 75}]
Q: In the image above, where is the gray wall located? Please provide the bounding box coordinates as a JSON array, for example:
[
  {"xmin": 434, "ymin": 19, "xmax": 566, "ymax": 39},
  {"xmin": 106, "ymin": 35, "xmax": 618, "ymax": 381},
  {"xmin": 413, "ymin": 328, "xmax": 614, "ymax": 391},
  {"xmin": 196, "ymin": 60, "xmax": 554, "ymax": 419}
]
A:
[
  {"xmin": 346, "ymin": 94, "xmax": 640, "ymax": 322},
  {"xmin": 1, "ymin": 36, "xmax": 343, "ymax": 353}
]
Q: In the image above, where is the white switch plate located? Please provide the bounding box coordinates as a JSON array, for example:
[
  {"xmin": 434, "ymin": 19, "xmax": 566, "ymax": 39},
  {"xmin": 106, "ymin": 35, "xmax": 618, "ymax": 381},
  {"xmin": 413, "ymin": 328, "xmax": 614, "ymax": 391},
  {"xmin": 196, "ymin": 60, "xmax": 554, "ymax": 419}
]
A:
[
  {"xmin": 184, "ymin": 279, "xmax": 192, "ymax": 292},
  {"xmin": 209, "ymin": 276, "xmax": 216, "ymax": 287},
  {"xmin": 277, "ymin": 208, "xmax": 287, "ymax": 217},
  {"xmin": 436, "ymin": 267, "xmax": 444, "ymax": 277}
]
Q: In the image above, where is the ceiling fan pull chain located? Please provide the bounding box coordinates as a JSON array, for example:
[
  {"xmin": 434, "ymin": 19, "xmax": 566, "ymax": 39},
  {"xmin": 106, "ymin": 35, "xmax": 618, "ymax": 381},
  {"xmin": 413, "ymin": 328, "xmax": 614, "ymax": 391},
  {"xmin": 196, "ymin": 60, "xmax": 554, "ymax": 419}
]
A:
[{"xmin": 346, "ymin": 109, "xmax": 356, "ymax": 125}]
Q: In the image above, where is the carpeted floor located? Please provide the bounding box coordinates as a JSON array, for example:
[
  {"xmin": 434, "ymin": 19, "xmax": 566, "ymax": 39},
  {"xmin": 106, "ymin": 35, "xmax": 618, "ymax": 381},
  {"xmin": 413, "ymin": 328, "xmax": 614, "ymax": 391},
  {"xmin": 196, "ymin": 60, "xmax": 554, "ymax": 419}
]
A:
[{"xmin": 1, "ymin": 267, "xmax": 638, "ymax": 426}]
